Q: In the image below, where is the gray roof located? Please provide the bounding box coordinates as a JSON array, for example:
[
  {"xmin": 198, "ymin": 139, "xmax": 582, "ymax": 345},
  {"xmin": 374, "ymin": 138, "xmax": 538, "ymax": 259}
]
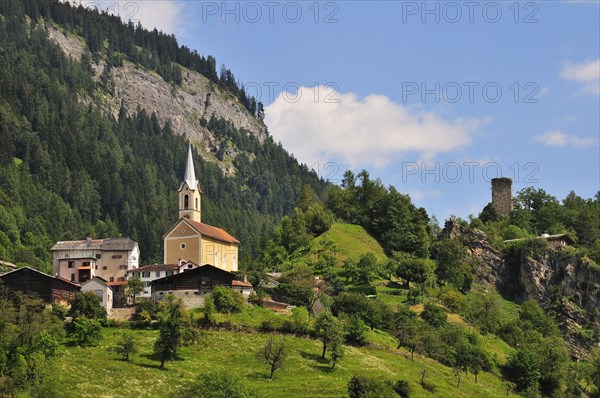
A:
[
  {"xmin": 504, "ymin": 233, "xmax": 573, "ymax": 244},
  {"xmin": 51, "ymin": 237, "xmax": 138, "ymax": 251},
  {"xmin": 129, "ymin": 264, "xmax": 179, "ymax": 273},
  {"xmin": 0, "ymin": 260, "xmax": 16, "ymax": 269}
]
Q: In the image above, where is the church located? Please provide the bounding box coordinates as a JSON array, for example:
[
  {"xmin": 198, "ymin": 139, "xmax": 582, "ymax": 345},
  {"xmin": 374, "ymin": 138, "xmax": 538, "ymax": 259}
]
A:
[{"xmin": 162, "ymin": 145, "xmax": 239, "ymax": 272}]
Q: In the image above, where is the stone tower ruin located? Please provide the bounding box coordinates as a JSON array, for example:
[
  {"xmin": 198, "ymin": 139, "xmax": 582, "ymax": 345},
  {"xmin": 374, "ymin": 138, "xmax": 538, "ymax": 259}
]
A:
[{"xmin": 491, "ymin": 177, "xmax": 513, "ymax": 217}]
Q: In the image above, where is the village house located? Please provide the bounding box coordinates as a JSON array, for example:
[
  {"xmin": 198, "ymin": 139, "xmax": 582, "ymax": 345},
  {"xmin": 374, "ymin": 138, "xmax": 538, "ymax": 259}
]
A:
[
  {"xmin": 151, "ymin": 264, "xmax": 253, "ymax": 308},
  {"xmin": 51, "ymin": 237, "xmax": 140, "ymax": 284},
  {"xmin": 504, "ymin": 233, "xmax": 574, "ymax": 247},
  {"xmin": 81, "ymin": 277, "xmax": 113, "ymax": 311},
  {"xmin": 0, "ymin": 266, "xmax": 80, "ymax": 304},
  {"xmin": 128, "ymin": 261, "xmax": 201, "ymax": 298},
  {"xmin": 162, "ymin": 145, "xmax": 239, "ymax": 272}
]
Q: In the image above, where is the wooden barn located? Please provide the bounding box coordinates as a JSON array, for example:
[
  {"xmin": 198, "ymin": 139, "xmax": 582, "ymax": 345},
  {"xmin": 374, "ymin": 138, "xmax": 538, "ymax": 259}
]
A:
[
  {"xmin": 151, "ymin": 264, "xmax": 252, "ymax": 308},
  {"xmin": 0, "ymin": 266, "xmax": 80, "ymax": 304}
]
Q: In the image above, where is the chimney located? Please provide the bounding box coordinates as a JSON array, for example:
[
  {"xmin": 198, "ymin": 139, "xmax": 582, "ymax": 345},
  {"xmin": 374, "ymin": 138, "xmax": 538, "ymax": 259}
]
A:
[{"xmin": 243, "ymin": 275, "xmax": 248, "ymax": 283}]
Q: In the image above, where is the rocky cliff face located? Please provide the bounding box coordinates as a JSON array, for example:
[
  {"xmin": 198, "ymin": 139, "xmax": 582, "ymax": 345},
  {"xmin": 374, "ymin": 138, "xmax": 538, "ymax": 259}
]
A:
[
  {"xmin": 439, "ymin": 219, "xmax": 508, "ymax": 287},
  {"xmin": 441, "ymin": 219, "xmax": 600, "ymax": 358},
  {"xmin": 46, "ymin": 24, "xmax": 266, "ymax": 175},
  {"xmin": 513, "ymin": 248, "xmax": 600, "ymax": 358}
]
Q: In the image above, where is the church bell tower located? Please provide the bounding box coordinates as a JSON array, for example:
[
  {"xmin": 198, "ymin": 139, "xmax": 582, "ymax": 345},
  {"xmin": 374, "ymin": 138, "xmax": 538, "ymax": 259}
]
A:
[{"xmin": 178, "ymin": 145, "xmax": 201, "ymax": 222}]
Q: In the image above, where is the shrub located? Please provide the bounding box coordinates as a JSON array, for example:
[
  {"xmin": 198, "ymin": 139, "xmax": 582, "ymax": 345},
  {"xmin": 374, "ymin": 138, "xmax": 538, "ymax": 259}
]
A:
[
  {"xmin": 51, "ymin": 303, "xmax": 68, "ymax": 320},
  {"xmin": 72, "ymin": 317, "xmax": 102, "ymax": 347},
  {"xmin": 407, "ymin": 287, "xmax": 421, "ymax": 303},
  {"xmin": 211, "ymin": 287, "xmax": 244, "ymax": 314},
  {"xmin": 347, "ymin": 375, "xmax": 397, "ymax": 398},
  {"xmin": 248, "ymin": 290, "xmax": 265, "ymax": 306},
  {"xmin": 271, "ymin": 283, "xmax": 312, "ymax": 307},
  {"xmin": 439, "ymin": 289, "xmax": 464, "ymax": 312},
  {"xmin": 344, "ymin": 315, "xmax": 368, "ymax": 346},
  {"xmin": 68, "ymin": 291, "xmax": 107, "ymax": 322},
  {"xmin": 114, "ymin": 332, "xmax": 137, "ymax": 360},
  {"xmin": 393, "ymin": 379, "xmax": 412, "ymax": 398},
  {"xmin": 347, "ymin": 285, "xmax": 377, "ymax": 296},
  {"xmin": 175, "ymin": 371, "xmax": 257, "ymax": 398},
  {"xmin": 289, "ymin": 306, "xmax": 310, "ymax": 334},
  {"xmin": 420, "ymin": 303, "xmax": 447, "ymax": 328}
]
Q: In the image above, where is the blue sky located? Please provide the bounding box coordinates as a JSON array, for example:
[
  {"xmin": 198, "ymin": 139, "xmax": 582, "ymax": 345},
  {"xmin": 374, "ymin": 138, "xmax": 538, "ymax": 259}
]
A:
[{"xmin": 84, "ymin": 1, "xmax": 599, "ymax": 221}]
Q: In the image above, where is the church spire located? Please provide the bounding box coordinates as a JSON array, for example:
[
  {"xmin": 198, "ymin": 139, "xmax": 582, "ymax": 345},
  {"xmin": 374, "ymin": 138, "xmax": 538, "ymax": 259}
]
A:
[
  {"xmin": 178, "ymin": 144, "xmax": 201, "ymax": 222},
  {"xmin": 182, "ymin": 144, "xmax": 197, "ymax": 191}
]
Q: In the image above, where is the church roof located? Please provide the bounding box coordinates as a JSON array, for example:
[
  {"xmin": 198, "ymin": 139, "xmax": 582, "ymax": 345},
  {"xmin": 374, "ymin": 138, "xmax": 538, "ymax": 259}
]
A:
[
  {"xmin": 179, "ymin": 144, "xmax": 200, "ymax": 192},
  {"xmin": 188, "ymin": 220, "xmax": 240, "ymax": 244}
]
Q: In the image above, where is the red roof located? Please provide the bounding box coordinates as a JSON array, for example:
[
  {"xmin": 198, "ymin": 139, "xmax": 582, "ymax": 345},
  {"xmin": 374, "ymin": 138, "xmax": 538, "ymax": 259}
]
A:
[
  {"xmin": 107, "ymin": 281, "xmax": 128, "ymax": 286},
  {"xmin": 188, "ymin": 220, "xmax": 239, "ymax": 244},
  {"xmin": 232, "ymin": 280, "xmax": 253, "ymax": 288},
  {"xmin": 55, "ymin": 275, "xmax": 81, "ymax": 287}
]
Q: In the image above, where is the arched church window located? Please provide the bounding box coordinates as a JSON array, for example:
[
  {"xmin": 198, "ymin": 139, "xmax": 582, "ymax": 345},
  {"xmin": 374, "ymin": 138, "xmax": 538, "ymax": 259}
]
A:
[
  {"xmin": 184, "ymin": 194, "xmax": 189, "ymax": 209},
  {"xmin": 195, "ymin": 198, "xmax": 198, "ymax": 209}
]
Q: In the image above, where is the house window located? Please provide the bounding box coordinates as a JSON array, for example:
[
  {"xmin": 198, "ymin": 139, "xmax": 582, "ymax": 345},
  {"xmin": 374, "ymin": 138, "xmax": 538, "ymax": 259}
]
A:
[
  {"xmin": 112, "ymin": 255, "xmax": 123, "ymax": 260},
  {"xmin": 109, "ymin": 277, "xmax": 114, "ymax": 282},
  {"xmin": 64, "ymin": 254, "xmax": 69, "ymax": 258},
  {"xmin": 70, "ymin": 273, "xmax": 75, "ymax": 282},
  {"xmin": 133, "ymin": 272, "xmax": 140, "ymax": 278},
  {"xmin": 142, "ymin": 272, "xmax": 150, "ymax": 278},
  {"xmin": 95, "ymin": 253, "xmax": 102, "ymax": 259},
  {"xmin": 143, "ymin": 281, "xmax": 151, "ymax": 288},
  {"xmin": 166, "ymin": 271, "xmax": 174, "ymax": 276},
  {"xmin": 188, "ymin": 264, "xmax": 193, "ymax": 269},
  {"xmin": 103, "ymin": 266, "xmax": 107, "ymax": 270},
  {"xmin": 83, "ymin": 261, "xmax": 90, "ymax": 266},
  {"xmin": 119, "ymin": 264, "xmax": 127, "ymax": 270},
  {"xmin": 68, "ymin": 261, "xmax": 75, "ymax": 268},
  {"xmin": 118, "ymin": 277, "xmax": 126, "ymax": 282}
]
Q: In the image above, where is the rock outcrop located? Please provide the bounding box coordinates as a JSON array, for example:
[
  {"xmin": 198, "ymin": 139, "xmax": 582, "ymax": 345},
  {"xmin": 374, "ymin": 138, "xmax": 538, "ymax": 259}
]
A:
[
  {"xmin": 441, "ymin": 218, "xmax": 600, "ymax": 358},
  {"xmin": 45, "ymin": 24, "xmax": 267, "ymax": 175},
  {"xmin": 439, "ymin": 219, "xmax": 508, "ymax": 286}
]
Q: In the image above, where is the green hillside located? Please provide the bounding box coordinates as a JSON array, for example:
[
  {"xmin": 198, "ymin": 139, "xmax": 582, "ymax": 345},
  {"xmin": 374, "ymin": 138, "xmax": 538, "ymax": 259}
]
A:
[
  {"xmin": 56, "ymin": 328, "xmax": 518, "ymax": 398},
  {"xmin": 302, "ymin": 223, "xmax": 388, "ymax": 266}
]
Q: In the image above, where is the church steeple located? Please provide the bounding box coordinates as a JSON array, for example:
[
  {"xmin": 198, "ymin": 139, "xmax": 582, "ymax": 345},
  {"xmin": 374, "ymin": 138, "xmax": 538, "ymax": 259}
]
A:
[{"xmin": 178, "ymin": 145, "xmax": 201, "ymax": 222}]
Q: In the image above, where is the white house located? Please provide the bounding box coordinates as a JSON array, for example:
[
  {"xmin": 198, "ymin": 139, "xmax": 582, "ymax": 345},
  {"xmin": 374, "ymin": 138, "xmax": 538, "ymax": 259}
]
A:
[
  {"xmin": 81, "ymin": 277, "xmax": 113, "ymax": 312},
  {"xmin": 128, "ymin": 261, "xmax": 200, "ymax": 298}
]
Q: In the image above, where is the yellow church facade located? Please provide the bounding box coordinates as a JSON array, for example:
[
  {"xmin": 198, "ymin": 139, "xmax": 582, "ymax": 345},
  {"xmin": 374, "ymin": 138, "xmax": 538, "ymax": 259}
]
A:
[{"xmin": 163, "ymin": 145, "xmax": 239, "ymax": 272}]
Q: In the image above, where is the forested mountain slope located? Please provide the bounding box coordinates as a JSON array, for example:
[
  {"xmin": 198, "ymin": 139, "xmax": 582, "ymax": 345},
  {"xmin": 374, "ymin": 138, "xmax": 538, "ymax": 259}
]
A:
[{"xmin": 0, "ymin": 0, "xmax": 328, "ymax": 269}]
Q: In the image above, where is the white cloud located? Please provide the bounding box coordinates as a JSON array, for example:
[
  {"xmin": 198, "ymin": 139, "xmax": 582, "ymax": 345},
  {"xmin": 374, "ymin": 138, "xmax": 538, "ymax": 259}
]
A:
[
  {"xmin": 561, "ymin": 59, "xmax": 600, "ymax": 95},
  {"xmin": 534, "ymin": 130, "xmax": 597, "ymax": 148},
  {"xmin": 265, "ymin": 86, "xmax": 481, "ymax": 169},
  {"xmin": 80, "ymin": 1, "xmax": 184, "ymax": 34},
  {"xmin": 407, "ymin": 190, "xmax": 443, "ymax": 201}
]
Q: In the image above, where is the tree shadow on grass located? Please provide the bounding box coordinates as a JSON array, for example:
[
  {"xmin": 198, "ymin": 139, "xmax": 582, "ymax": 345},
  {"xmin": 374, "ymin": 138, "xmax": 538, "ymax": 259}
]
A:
[
  {"xmin": 133, "ymin": 360, "xmax": 165, "ymax": 370},
  {"xmin": 299, "ymin": 351, "xmax": 329, "ymax": 364},
  {"xmin": 309, "ymin": 364, "xmax": 334, "ymax": 373},
  {"xmin": 246, "ymin": 371, "xmax": 271, "ymax": 381}
]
